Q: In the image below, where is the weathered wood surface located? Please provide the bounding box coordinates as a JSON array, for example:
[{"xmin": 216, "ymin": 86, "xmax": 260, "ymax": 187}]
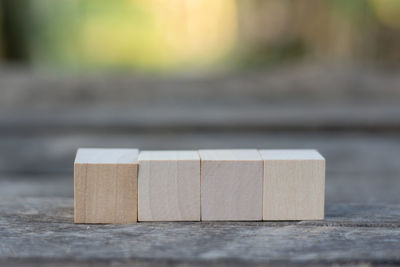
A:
[
  {"xmin": 1, "ymin": 64, "xmax": 400, "ymax": 135},
  {"xmin": 0, "ymin": 197, "xmax": 400, "ymax": 266},
  {"xmin": 0, "ymin": 65, "xmax": 400, "ymax": 265},
  {"xmin": 2, "ymin": 104, "xmax": 400, "ymax": 132},
  {"xmin": 1, "ymin": 64, "xmax": 400, "ymax": 109}
]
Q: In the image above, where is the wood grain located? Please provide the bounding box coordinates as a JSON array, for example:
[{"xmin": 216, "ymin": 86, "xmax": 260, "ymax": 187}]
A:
[
  {"xmin": 74, "ymin": 148, "xmax": 139, "ymax": 224},
  {"xmin": 260, "ymin": 149, "xmax": 325, "ymax": 220},
  {"xmin": 3, "ymin": 197, "xmax": 400, "ymax": 266},
  {"xmin": 199, "ymin": 149, "xmax": 263, "ymax": 221},
  {"xmin": 138, "ymin": 151, "xmax": 200, "ymax": 221}
]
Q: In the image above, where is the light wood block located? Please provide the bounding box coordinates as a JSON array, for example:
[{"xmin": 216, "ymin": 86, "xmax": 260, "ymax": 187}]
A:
[
  {"xmin": 199, "ymin": 149, "xmax": 263, "ymax": 221},
  {"xmin": 74, "ymin": 148, "xmax": 139, "ymax": 224},
  {"xmin": 260, "ymin": 149, "xmax": 325, "ymax": 221},
  {"xmin": 138, "ymin": 151, "xmax": 200, "ymax": 221}
]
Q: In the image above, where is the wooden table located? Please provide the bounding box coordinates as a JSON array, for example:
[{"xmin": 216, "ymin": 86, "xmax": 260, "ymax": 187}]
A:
[
  {"xmin": 1, "ymin": 197, "xmax": 400, "ymax": 266},
  {"xmin": 1, "ymin": 65, "xmax": 399, "ymax": 266}
]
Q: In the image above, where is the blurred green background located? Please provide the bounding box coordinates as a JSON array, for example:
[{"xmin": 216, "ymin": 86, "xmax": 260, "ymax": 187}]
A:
[{"xmin": 1, "ymin": 0, "xmax": 400, "ymax": 73}]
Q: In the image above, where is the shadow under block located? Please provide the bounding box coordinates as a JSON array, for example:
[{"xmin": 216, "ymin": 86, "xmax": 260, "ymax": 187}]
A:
[
  {"xmin": 260, "ymin": 150, "xmax": 325, "ymax": 221},
  {"xmin": 199, "ymin": 149, "xmax": 263, "ymax": 221},
  {"xmin": 74, "ymin": 148, "xmax": 139, "ymax": 224},
  {"xmin": 138, "ymin": 151, "xmax": 200, "ymax": 221}
]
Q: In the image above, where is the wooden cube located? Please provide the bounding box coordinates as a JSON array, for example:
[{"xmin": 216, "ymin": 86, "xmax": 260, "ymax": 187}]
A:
[
  {"xmin": 74, "ymin": 148, "xmax": 139, "ymax": 224},
  {"xmin": 260, "ymin": 149, "xmax": 325, "ymax": 221},
  {"xmin": 138, "ymin": 151, "xmax": 200, "ymax": 221},
  {"xmin": 199, "ymin": 149, "xmax": 263, "ymax": 221}
]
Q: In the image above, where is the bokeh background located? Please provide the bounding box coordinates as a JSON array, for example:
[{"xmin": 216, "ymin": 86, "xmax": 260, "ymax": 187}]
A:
[
  {"xmin": 0, "ymin": 0, "xmax": 400, "ymax": 205},
  {"xmin": 2, "ymin": 0, "xmax": 400, "ymax": 70}
]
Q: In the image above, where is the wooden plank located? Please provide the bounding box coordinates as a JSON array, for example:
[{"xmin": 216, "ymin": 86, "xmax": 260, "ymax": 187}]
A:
[
  {"xmin": 1, "ymin": 197, "xmax": 400, "ymax": 266},
  {"xmin": 138, "ymin": 151, "xmax": 200, "ymax": 221},
  {"xmin": 74, "ymin": 148, "xmax": 139, "ymax": 224},
  {"xmin": 260, "ymin": 149, "xmax": 325, "ymax": 220},
  {"xmin": 3, "ymin": 104, "xmax": 400, "ymax": 134},
  {"xmin": 2, "ymin": 65, "xmax": 400, "ymax": 110},
  {"xmin": 199, "ymin": 149, "xmax": 263, "ymax": 221}
]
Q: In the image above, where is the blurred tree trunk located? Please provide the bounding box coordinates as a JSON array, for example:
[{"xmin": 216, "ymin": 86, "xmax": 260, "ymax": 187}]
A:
[
  {"xmin": 0, "ymin": 1, "xmax": 3, "ymax": 59},
  {"xmin": 0, "ymin": 0, "xmax": 31, "ymax": 62}
]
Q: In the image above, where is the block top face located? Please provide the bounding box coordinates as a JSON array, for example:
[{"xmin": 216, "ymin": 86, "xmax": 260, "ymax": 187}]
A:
[
  {"xmin": 74, "ymin": 148, "xmax": 139, "ymax": 164},
  {"xmin": 259, "ymin": 149, "xmax": 324, "ymax": 160},
  {"xmin": 138, "ymin": 150, "xmax": 200, "ymax": 161},
  {"xmin": 198, "ymin": 149, "xmax": 262, "ymax": 161}
]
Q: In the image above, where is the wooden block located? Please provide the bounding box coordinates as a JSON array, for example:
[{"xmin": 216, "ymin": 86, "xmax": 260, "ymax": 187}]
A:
[
  {"xmin": 138, "ymin": 151, "xmax": 200, "ymax": 221},
  {"xmin": 199, "ymin": 149, "xmax": 263, "ymax": 221},
  {"xmin": 260, "ymin": 149, "xmax": 325, "ymax": 221},
  {"xmin": 74, "ymin": 148, "xmax": 139, "ymax": 224}
]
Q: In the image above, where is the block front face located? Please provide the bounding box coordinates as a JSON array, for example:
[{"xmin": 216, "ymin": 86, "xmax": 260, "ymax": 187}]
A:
[
  {"xmin": 74, "ymin": 164, "xmax": 138, "ymax": 223},
  {"xmin": 138, "ymin": 151, "xmax": 200, "ymax": 221},
  {"xmin": 199, "ymin": 150, "xmax": 263, "ymax": 221},
  {"xmin": 74, "ymin": 149, "xmax": 138, "ymax": 224},
  {"xmin": 260, "ymin": 150, "xmax": 325, "ymax": 221}
]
